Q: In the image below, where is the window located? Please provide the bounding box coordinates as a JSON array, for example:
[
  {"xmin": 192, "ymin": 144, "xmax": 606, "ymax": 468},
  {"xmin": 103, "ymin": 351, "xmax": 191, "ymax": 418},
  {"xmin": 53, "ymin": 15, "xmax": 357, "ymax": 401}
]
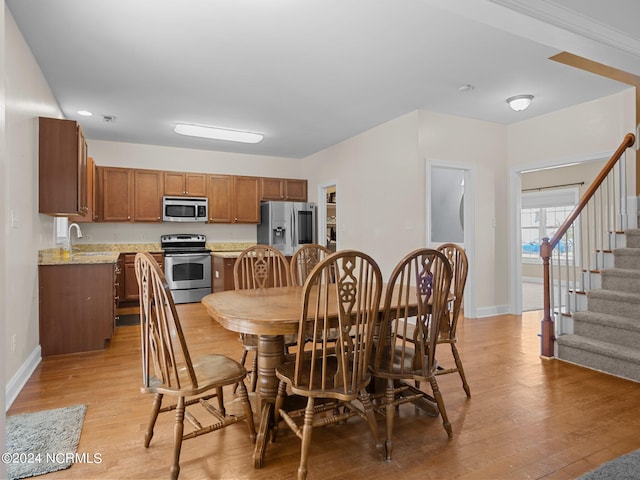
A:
[{"xmin": 521, "ymin": 189, "xmax": 578, "ymax": 262}]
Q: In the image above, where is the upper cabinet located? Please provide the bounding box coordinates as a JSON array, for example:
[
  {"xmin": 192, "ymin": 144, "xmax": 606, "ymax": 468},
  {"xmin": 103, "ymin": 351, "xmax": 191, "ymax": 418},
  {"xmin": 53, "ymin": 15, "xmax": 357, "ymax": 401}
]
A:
[
  {"xmin": 207, "ymin": 174, "xmax": 234, "ymax": 223},
  {"xmin": 207, "ymin": 175, "xmax": 261, "ymax": 223},
  {"xmin": 69, "ymin": 157, "xmax": 97, "ymax": 223},
  {"xmin": 97, "ymin": 167, "xmax": 162, "ymax": 222},
  {"xmin": 163, "ymin": 172, "xmax": 207, "ymax": 197},
  {"xmin": 38, "ymin": 117, "xmax": 88, "ymax": 216},
  {"xmin": 234, "ymin": 176, "xmax": 261, "ymax": 223},
  {"xmin": 260, "ymin": 177, "xmax": 307, "ymax": 202}
]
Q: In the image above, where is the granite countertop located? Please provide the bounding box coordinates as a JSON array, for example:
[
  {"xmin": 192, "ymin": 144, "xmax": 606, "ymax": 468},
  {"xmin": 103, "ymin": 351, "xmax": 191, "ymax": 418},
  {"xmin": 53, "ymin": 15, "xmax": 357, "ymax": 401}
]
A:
[{"xmin": 38, "ymin": 242, "xmax": 254, "ymax": 266}]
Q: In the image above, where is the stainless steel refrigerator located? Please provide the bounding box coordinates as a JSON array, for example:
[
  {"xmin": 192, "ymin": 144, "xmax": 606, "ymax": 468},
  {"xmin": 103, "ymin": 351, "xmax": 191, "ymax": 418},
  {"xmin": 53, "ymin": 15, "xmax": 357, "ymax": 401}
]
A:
[{"xmin": 257, "ymin": 201, "xmax": 316, "ymax": 256}]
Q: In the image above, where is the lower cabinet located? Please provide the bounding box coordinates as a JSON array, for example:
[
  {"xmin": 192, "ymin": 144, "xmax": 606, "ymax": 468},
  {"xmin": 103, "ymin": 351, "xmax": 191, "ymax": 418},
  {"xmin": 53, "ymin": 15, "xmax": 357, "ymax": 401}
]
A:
[
  {"xmin": 212, "ymin": 255, "xmax": 236, "ymax": 292},
  {"xmin": 39, "ymin": 263, "xmax": 116, "ymax": 356},
  {"xmin": 119, "ymin": 252, "xmax": 164, "ymax": 303}
]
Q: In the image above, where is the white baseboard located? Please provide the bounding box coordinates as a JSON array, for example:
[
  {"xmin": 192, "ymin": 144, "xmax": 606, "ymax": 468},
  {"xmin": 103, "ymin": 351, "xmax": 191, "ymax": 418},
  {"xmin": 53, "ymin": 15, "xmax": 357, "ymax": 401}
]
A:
[
  {"xmin": 475, "ymin": 304, "xmax": 510, "ymax": 318},
  {"xmin": 5, "ymin": 345, "xmax": 41, "ymax": 411}
]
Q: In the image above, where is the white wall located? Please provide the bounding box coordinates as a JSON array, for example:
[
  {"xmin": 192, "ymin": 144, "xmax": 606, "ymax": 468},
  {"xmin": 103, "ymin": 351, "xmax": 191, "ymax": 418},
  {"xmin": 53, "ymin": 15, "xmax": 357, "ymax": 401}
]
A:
[
  {"xmin": 302, "ymin": 112, "xmax": 422, "ymax": 278},
  {"xmin": 418, "ymin": 111, "xmax": 509, "ymax": 314},
  {"xmin": 4, "ymin": 5, "xmax": 63, "ymax": 407}
]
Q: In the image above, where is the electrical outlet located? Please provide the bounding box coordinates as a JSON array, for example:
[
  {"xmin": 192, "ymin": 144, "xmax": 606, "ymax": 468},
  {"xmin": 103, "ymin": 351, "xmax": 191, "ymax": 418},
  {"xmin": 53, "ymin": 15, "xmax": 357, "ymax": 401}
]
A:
[
  {"xmin": 11, "ymin": 334, "xmax": 16, "ymax": 353},
  {"xmin": 10, "ymin": 209, "xmax": 18, "ymax": 229}
]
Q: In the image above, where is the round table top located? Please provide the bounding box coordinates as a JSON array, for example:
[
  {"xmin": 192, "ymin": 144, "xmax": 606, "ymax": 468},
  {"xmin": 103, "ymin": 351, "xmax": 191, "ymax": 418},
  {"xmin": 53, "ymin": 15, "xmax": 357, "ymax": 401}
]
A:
[{"xmin": 202, "ymin": 286, "xmax": 304, "ymax": 336}]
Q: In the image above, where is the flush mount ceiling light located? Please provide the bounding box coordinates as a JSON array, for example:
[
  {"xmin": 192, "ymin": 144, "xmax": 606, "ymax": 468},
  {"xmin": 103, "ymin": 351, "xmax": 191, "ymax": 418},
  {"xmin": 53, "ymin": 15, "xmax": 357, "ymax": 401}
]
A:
[
  {"xmin": 506, "ymin": 94, "xmax": 534, "ymax": 112},
  {"xmin": 174, "ymin": 123, "xmax": 263, "ymax": 144}
]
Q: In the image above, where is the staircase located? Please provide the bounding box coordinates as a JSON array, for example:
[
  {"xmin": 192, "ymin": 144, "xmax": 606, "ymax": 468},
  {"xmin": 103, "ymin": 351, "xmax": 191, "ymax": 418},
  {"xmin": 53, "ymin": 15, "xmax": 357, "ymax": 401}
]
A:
[{"xmin": 556, "ymin": 229, "xmax": 640, "ymax": 382}]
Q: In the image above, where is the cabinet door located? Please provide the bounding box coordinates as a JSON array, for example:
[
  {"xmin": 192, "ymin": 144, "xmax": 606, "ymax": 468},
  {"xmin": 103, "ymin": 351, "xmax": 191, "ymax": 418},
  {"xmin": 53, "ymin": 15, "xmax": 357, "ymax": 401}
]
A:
[
  {"xmin": 185, "ymin": 173, "xmax": 207, "ymax": 196},
  {"xmin": 284, "ymin": 179, "xmax": 307, "ymax": 201},
  {"xmin": 261, "ymin": 177, "xmax": 284, "ymax": 200},
  {"xmin": 207, "ymin": 174, "xmax": 234, "ymax": 223},
  {"xmin": 134, "ymin": 169, "xmax": 163, "ymax": 222},
  {"xmin": 38, "ymin": 117, "xmax": 88, "ymax": 216},
  {"xmin": 163, "ymin": 171, "xmax": 186, "ymax": 196},
  {"xmin": 101, "ymin": 167, "xmax": 133, "ymax": 222},
  {"xmin": 233, "ymin": 176, "xmax": 261, "ymax": 223},
  {"xmin": 164, "ymin": 172, "xmax": 207, "ymax": 196},
  {"xmin": 122, "ymin": 252, "xmax": 164, "ymax": 301},
  {"xmin": 69, "ymin": 156, "xmax": 96, "ymax": 223}
]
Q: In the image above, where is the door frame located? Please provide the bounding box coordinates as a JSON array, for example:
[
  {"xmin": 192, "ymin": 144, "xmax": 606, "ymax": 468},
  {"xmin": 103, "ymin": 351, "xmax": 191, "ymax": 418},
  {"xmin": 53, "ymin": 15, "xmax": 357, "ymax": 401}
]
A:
[
  {"xmin": 426, "ymin": 159, "xmax": 477, "ymax": 318},
  {"xmin": 508, "ymin": 150, "xmax": 614, "ymax": 314},
  {"xmin": 317, "ymin": 180, "xmax": 338, "ymax": 251}
]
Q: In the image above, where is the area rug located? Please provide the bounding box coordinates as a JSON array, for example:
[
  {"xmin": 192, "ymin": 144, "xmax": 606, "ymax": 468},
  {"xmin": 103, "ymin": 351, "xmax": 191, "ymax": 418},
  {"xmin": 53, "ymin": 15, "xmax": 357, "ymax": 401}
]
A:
[
  {"xmin": 578, "ymin": 449, "xmax": 640, "ymax": 480},
  {"xmin": 5, "ymin": 404, "xmax": 87, "ymax": 480}
]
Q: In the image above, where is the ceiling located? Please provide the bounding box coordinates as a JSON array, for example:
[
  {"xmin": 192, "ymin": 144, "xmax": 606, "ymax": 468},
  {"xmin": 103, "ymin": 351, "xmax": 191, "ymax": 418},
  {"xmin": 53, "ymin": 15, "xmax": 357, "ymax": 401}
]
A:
[{"xmin": 6, "ymin": 0, "xmax": 640, "ymax": 158}]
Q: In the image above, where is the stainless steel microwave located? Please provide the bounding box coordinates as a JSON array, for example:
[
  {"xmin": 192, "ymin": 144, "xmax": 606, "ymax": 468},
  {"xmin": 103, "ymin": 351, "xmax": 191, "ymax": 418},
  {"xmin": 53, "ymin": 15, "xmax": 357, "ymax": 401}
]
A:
[{"xmin": 162, "ymin": 196, "xmax": 208, "ymax": 222}]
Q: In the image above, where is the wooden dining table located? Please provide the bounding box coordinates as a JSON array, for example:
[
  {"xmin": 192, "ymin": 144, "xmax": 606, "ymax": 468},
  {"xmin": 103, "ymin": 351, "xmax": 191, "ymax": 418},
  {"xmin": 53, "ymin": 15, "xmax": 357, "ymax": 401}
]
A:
[{"xmin": 201, "ymin": 284, "xmax": 440, "ymax": 468}]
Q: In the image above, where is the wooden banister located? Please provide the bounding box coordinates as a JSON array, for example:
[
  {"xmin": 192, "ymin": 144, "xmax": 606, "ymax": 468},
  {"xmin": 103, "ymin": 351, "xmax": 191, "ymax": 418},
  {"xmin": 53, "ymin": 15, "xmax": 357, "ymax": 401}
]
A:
[{"xmin": 539, "ymin": 132, "xmax": 636, "ymax": 358}]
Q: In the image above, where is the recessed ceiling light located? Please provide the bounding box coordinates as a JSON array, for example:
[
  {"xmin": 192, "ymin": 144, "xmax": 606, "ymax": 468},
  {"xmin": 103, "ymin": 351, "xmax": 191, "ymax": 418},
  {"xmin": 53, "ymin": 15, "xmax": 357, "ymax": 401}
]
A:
[
  {"xmin": 174, "ymin": 123, "xmax": 263, "ymax": 144},
  {"xmin": 77, "ymin": 110, "xmax": 93, "ymax": 116}
]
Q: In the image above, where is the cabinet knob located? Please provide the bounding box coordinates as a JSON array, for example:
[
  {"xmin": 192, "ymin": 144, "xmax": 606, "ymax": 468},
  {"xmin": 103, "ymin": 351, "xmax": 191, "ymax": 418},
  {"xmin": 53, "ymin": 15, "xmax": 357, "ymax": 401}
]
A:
[{"xmin": 127, "ymin": 216, "xmax": 131, "ymax": 220}]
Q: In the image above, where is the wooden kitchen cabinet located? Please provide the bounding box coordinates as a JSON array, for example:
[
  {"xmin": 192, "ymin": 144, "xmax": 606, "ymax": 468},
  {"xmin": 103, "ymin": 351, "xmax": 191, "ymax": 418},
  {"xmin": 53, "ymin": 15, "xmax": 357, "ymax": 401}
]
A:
[
  {"xmin": 38, "ymin": 117, "xmax": 89, "ymax": 216},
  {"xmin": 207, "ymin": 174, "xmax": 260, "ymax": 223},
  {"xmin": 39, "ymin": 263, "xmax": 116, "ymax": 356},
  {"xmin": 134, "ymin": 169, "xmax": 163, "ymax": 222},
  {"xmin": 207, "ymin": 174, "xmax": 233, "ymax": 222},
  {"xmin": 97, "ymin": 167, "xmax": 162, "ymax": 222},
  {"xmin": 260, "ymin": 177, "xmax": 308, "ymax": 202},
  {"xmin": 164, "ymin": 171, "xmax": 207, "ymax": 197},
  {"xmin": 234, "ymin": 176, "xmax": 261, "ymax": 223},
  {"xmin": 98, "ymin": 166, "xmax": 132, "ymax": 222},
  {"xmin": 212, "ymin": 255, "xmax": 237, "ymax": 292},
  {"xmin": 69, "ymin": 156, "xmax": 97, "ymax": 223},
  {"xmin": 120, "ymin": 252, "xmax": 164, "ymax": 302}
]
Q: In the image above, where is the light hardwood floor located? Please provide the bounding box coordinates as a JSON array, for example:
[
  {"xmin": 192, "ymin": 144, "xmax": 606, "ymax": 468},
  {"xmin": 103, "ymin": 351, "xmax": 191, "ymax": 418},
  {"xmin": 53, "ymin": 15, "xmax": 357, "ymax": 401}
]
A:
[{"xmin": 8, "ymin": 305, "xmax": 640, "ymax": 480}]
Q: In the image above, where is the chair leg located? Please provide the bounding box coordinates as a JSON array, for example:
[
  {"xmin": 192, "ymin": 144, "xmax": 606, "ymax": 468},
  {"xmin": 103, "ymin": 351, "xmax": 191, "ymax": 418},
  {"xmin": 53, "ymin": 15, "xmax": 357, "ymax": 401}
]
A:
[
  {"xmin": 272, "ymin": 380, "xmax": 287, "ymax": 442},
  {"xmin": 450, "ymin": 343, "xmax": 471, "ymax": 398},
  {"xmin": 170, "ymin": 396, "xmax": 186, "ymax": 480},
  {"xmin": 236, "ymin": 380, "xmax": 257, "ymax": 441},
  {"xmin": 384, "ymin": 380, "xmax": 395, "ymax": 462},
  {"xmin": 250, "ymin": 351, "xmax": 258, "ymax": 392},
  {"xmin": 145, "ymin": 393, "xmax": 163, "ymax": 448},
  {"xmin": 429, "ymin": 375, "xmax": 452, "ymax": 439},
  {"xmin": 234, "ymin": 349, "xmax": 250, "ymax": 394},
  {"xmin": 359, "ymin": 389, "xmax": 383, "ymax": 459},
  {"xmin": 216, "ymin": 387, "xmax": 226, "ymax": 416},
  {"xmin": 297, "ymin": 397, "xmax": 315, "ymax": 480}
]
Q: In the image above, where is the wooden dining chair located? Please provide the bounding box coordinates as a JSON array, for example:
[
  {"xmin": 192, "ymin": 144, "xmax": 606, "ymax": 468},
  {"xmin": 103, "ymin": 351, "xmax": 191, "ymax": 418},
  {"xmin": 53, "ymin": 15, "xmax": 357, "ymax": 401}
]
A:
[
  {"xmin": 134, "ymin": 253, "xmax": 256, "ymax": 480},
  {"xmin": 273, "ymin": 250, "xmax": 384, "ymax": 480},
  {"xmin": 371, "ymin": 248, "xmax": 453, "ymax": 461},
  {"xmin": 234, "ymin": 245, "xmax": 292, "ymax": 391},
  {"xmin": 290, "ymin": 243, "xmax": 331, "ymax": 286},
  {"xmin": 435, "ymin": 243, "xmax": 470, "ymax": 397}
]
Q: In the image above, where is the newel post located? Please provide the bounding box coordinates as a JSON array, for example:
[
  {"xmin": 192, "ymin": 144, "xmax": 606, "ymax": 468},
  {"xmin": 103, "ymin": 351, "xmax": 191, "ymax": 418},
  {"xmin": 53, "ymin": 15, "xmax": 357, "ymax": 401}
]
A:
[{"xmin": 540, "ymin": 237, "xmax": 554, "ymax": 358}]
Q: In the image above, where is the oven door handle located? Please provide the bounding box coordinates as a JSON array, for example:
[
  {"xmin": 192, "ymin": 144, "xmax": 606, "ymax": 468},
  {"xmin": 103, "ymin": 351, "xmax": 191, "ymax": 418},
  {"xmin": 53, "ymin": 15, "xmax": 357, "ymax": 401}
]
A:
[{"xmin": 163, "ymin": 252, "xmax": 211, "ymax": 259}]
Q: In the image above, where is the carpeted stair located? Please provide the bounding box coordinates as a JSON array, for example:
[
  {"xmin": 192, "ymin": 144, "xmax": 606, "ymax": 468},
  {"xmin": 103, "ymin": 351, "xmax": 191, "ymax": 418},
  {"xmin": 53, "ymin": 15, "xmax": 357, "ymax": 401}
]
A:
[{"xmin": 557, "ymin": 228, "xmax": 640, "ymax": 382}]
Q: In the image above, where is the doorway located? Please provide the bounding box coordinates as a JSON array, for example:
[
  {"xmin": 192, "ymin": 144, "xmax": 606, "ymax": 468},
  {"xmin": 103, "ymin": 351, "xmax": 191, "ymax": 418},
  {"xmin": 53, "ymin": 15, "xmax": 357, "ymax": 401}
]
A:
[
  {"xmin": 318, "ymin": 182, "xmax": 338, "ymax": 252},
  {"xmin": 427, "ymin": 162, "xmax": 476, "ymax": 318}
]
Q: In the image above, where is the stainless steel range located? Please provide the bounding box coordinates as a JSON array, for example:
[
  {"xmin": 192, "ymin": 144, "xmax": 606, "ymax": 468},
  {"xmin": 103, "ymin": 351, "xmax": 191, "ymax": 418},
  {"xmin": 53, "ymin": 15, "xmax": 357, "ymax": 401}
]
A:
[{"xmin": 161, "ymin": 234, "xmax": 212, "ymax": 304}]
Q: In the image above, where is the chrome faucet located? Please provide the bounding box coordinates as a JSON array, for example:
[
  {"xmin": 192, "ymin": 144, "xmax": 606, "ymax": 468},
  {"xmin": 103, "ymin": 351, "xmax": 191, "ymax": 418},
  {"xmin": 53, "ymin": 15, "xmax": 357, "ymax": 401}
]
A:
[{"xmin": 67, "ymin": 223, "xmax": 83, "ymax": 253}]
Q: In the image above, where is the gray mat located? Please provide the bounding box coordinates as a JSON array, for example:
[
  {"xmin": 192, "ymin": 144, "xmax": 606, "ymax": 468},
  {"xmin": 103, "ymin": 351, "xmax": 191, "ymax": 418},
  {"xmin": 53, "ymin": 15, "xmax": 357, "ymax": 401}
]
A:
[
  {"xmin": 6, "ymin": 404, "xmax": 87, "ymax": 480},
  {"xmin": 578, "ymin": 449, "xmax": 640, "ymax": 480}
]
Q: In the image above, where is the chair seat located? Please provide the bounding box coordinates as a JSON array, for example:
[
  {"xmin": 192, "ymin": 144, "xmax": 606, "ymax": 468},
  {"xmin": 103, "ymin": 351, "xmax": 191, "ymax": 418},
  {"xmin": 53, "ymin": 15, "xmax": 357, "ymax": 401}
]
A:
[
  {"xmin": 144, "ymin": 354, "xmax": 247, "ymax": 396},
  {"xmin": 277, "ymin": 356, "xmax": 367, "ymax": 399}
]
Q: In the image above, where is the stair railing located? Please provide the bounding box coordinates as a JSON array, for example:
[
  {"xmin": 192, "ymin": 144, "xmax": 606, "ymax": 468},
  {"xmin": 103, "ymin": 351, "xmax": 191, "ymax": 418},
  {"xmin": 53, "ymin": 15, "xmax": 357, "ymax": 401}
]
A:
[{"xmin": 539, "ymin": 133, "xmax": 636, "ymax": 358}]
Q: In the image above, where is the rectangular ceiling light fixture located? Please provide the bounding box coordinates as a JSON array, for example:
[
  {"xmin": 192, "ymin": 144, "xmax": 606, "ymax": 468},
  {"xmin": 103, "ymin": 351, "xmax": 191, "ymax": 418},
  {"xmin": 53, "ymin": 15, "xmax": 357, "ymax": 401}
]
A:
[{"xmin": 174, "ymin": 123, "xmax": 263, "ymax": 143}]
